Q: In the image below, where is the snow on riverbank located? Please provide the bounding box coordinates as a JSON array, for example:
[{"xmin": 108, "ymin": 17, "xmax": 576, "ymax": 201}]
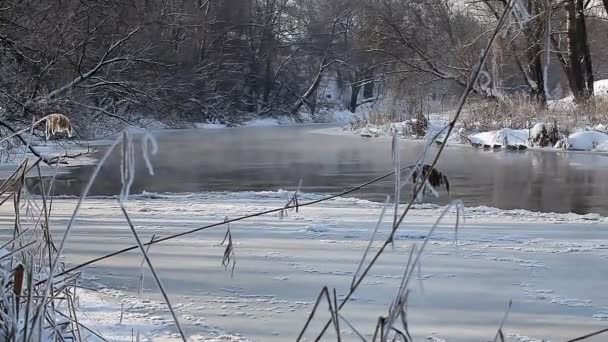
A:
[
  {"xmin": 348, "ymin": 114, "xmax": 463, "ymax": 142},
  {"xmin": 194, "ymin": 110, "xmax": 360, "ymax": 129},
  {"xmin": 565, "ymin": 129, "xmax": 608, "ymax": 151},
  {"xmin": 468, "ymin": 128, "xmax": 529, "ymax": 147},
  {"xmin": 13, "ymin": 190, "xmax": 608, "ymax": 341},
  {"xmin": 339, "ymin": 79, "xmax": 608, "ymax": 153},
  {"xmin": 466, "ymin": 125, "xmax": 608, "ymax": 152},
  {"xmin": 341, "ymin": 115, "xmax": 608, "ymax": 153},
  {"xmin": 339, "ymin": 114, "xmax": 608, "ymax": 153},
  {"xmin": 195, "ymin": 116, "xmax": 301, "ymax": 129}
]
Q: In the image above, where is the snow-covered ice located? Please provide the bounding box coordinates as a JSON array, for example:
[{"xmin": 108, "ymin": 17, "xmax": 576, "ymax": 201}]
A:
[{"xmin": 5, "ymin": 190, "xmax": 608, "ymax": 341}]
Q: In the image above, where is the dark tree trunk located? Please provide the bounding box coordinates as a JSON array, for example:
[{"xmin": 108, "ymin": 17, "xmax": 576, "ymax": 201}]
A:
[
  {"xmin": 486, "ymin": 0, "xmax": 546, "ymax": 105},
  {"xmin": 577, "ymin": 0, "xmax": 593, "ymax": 95},
  {"xmin": 529, "ymin": 51, "xmax": 546, "ymax": 105},
  {"xmin": 363, "ymin": 79, "xmax": 374, "ymax": 99},
  {"xmin": 261, "ymin": 0, "xmax": 274, "ymax": 105},
  {"xmin": 349, "ymin": 84, "xmax": 360, "ymax": 113},
  {"xmin": 526, "ymin": 0, "xmax": 546, "ymax": 106},
  {"xmin": 262, "ymin": 56, "xmax": 273, "ymax": 104},
  {"xmin": 290, "ymin": 57, "xmax": 330, "ymax": 117},
  {"xmin": 566, "ymin": 0, "xmax": 593, "ymax": 102},
  {"xmin": 246, "ymin": 63, "xmax": 258, "ymax": 113},
  {"xmin": 566, "ymin": 0, "xmax": 584, "ymax": 100}
]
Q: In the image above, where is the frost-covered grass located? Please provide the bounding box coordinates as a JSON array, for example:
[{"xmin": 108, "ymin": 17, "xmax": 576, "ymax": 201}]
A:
[
  {"xmin": 0, "ymin": 126, "xmax": 187, "ymax": 341},
  {"xmin": 0, "ymin": 160, "xmax": 92, "ymax": 341},
  {"xmin": 0, "ymin": 115, "xmax": 108, "ymax": 341}
]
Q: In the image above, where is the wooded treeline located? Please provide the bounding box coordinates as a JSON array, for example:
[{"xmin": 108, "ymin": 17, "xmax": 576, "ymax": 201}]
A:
[{"xmin": 1, "ymin": 0, "xmax": 608, "ymax": 129}]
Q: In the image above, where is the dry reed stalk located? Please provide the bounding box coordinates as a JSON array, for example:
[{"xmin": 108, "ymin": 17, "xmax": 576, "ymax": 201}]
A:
[{"xmin": 220, "ymin": 218, "xmax": 236, "ymax": 276}]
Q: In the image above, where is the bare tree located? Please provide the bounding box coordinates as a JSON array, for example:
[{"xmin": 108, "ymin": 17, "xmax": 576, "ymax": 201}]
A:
[{"xmin": 1, "ymin": 0, "xmax": 607, "ymax": 133}]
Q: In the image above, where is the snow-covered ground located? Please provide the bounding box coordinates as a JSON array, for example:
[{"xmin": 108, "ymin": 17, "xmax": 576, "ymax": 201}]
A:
[
  {"xmin": 12, "ymin": 190, "xmax": 608, "ymax": 341},
  {"xmin": 75, "ymin": 289, "xmax": 186, "ymax": 341}
]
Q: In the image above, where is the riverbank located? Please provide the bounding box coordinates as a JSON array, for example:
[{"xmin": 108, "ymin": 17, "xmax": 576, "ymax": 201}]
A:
[
  {"xmin": 342, "ymin": 117, "xmax": 608, "ymax": 153},
  {"xmin": 339, "ymin": 80, "xmax": 608, "ymax": 153},
  {"xmin": 19, "ymin": 190, "xmax": 608, "ymax": 341},
  {"xmin": 137, "ymin": 109, "xmax": 360, "ymax": 131}
]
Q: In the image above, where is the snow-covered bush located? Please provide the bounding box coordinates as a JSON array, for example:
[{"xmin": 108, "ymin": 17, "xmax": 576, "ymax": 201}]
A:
[{"xmin": 529, "ymin": 122, "xmax": 560, "ymax": 147}]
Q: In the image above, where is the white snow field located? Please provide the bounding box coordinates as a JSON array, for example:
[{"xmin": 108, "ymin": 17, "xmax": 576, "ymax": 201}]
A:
[{"xmin": 6, "ymin": 190, "xmax": 608, "ymax": 341}]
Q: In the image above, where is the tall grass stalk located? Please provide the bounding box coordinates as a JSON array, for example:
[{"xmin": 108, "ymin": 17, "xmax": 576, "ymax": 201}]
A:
[{"xmin": 119, "ymin": 204, "xmax": 187, "ymax": 341}]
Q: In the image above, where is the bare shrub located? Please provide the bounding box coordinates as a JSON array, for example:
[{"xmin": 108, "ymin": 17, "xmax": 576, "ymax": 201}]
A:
[
  {"xmin": 350, "ymin": 85, "xmax": 439, "ymax": 137},
  {"xmin": 570, "ymin": 96, "xmax": 608, "ymax": 126},
  {"xmin": 363, "ymin": 87, "xmax": 406, "ymax": 126},
  {"xmin": 460, "ymin": 96, "xmax": 539, "ymax": 132},
  {"xmin": 461, "ymin": 94, "xmax": 608, "ymax": 141}
]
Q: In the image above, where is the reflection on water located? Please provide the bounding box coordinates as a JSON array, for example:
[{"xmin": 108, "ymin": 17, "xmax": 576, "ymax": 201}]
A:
[{"xmin": 26, "ymin": 125, "xmax": 608, "ymax": 215}]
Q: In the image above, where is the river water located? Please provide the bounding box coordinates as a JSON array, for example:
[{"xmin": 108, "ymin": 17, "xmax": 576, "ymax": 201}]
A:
[{"xmin": 34, "ymin": 124, "xmax": 608, "ymax": 215}]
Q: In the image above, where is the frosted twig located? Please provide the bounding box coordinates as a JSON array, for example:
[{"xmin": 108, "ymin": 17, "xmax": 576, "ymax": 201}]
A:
[
  {"xmin": 119, "ymin": 130, "xmax": 158, "ymax": 204},
  {"xmin": 142, "ymin": 131, "xmax": 158, "ymax": 176},
  {"xmin": 280, "ymin": 179, "xmax": 302, "ymax": 219},
  {"xmin": 296, "ymin": 286, "xmax": 343, "ymax": 341},
  {"xmin": 384, "ymin": 246, "xmax": 415, "ymax": 339},
  {"xmin": 119, "ymin": 131, "xmax": 135, "ymax": 203}
]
